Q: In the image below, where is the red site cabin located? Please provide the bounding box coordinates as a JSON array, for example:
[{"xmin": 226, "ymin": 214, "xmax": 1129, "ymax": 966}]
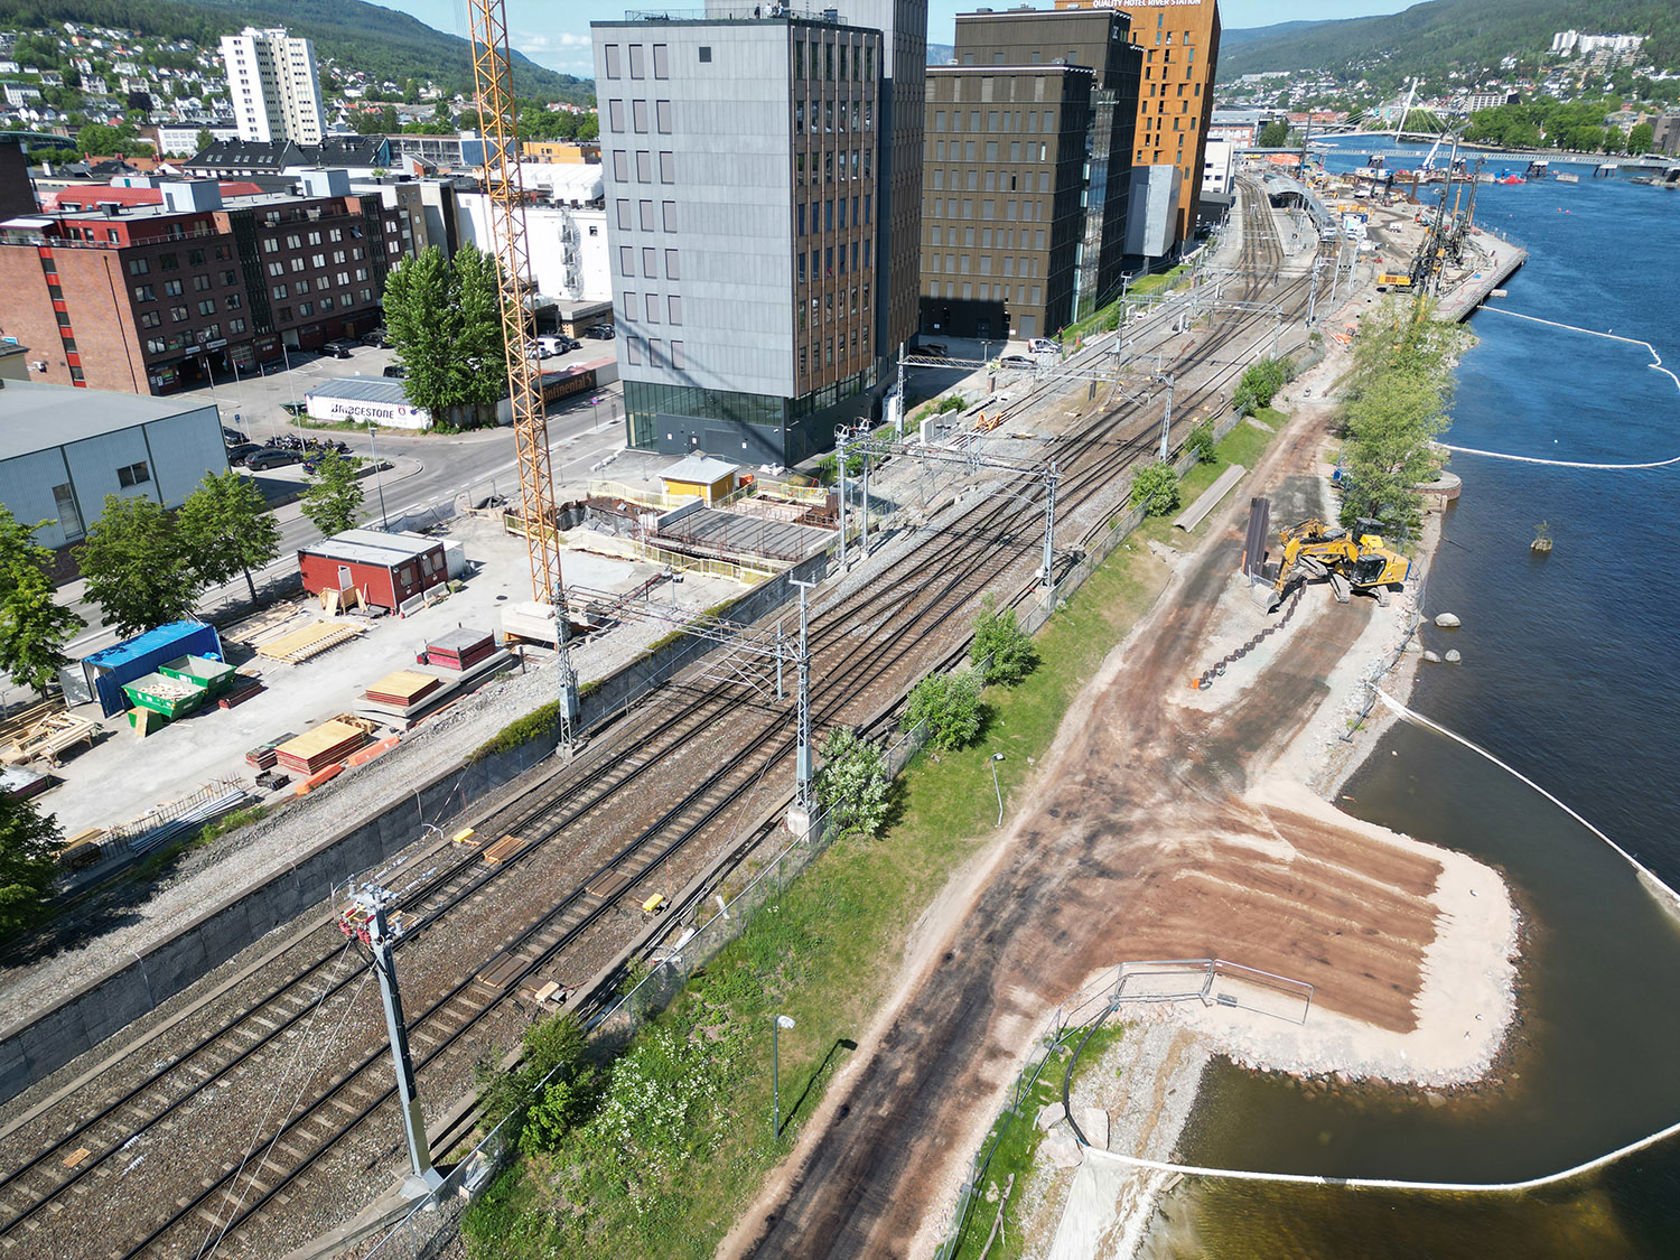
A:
[{"xmin": 297, "ymin": 529, "xmax": 447, "ymax": 614}]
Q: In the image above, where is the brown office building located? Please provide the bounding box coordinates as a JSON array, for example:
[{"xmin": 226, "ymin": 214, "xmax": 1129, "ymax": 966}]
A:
[
  {"xmin": 920, "ymin": 6, "xmax": 1142, "ymax": 340},
  {"xmin": 0, "ymin": 173, "xmax": 411, "ymax": 394},
  {"xmin": 1056, "ymin": 0, "xmax": 1221, "ymax": 245},
  {"xmin": 921, "ymin": 65, "xmax": 1094, "ymax": 341}
]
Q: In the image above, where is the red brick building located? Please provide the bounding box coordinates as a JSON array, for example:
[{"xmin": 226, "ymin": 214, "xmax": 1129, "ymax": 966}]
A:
[{"xmin": 0, "ymin": 173, "xmax": 413, "ymax": 394}]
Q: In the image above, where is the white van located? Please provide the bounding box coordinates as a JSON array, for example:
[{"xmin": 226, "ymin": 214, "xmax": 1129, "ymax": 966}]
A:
[{"xmin": 1028, "ymin": 338, "xmax": 1060, "ymax": 356}]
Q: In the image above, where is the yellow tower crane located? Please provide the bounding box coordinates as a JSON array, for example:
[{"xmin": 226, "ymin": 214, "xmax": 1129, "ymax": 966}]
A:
[{"xmin": 466, "ymin": 0, "xmax": 577, "ymax": 744}]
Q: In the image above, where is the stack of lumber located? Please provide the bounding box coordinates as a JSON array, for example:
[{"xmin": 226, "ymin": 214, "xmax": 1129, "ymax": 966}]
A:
[
  {"xmin": 365, "ymin": 670, "xmax": 442, "ymax": 707},
  {"xmin": 257, "ymin": 621, "xmax": 366, "ymax": 664},
  {"xmin": 1, "ymin": 711, "xmax": 97, "ymax": 766},
  {"xmin": 425, "ymin": 628, "xmax": 497, "ymax": 671},
  {"xmin": 244, "ymin": 733, "xmax": 294, "ymax": 770},
  {"xmin": 275, "ymin": 720, "xmax": 369, "ymax": 775}
]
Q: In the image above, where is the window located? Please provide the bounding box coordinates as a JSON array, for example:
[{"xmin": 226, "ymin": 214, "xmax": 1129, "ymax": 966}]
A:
[
  {"xmin": 127, "ymin": 258, "xmax": 149, "ymax": 276},
  {"xmin": 159, "ymin": 253, "xmax": 178, "ymax": 271},
  {"xmin": 604, "ymin": 45, "xmax": 622, "ymax": 78},
  {"xmin": 296, "ymin": 278, "xmax": 311, "ymax": 294},
  {"xmin": 665, "ymin": 248, "xmax": 680, "ymax": 280},
  {"xmin": 629, "ymin": 45, "xmax": 646, "ymax": 79},
  {"xmin": 700, "ymin": 45, "xmax": 713, "ymax": 64},
  {"xmin": 116, "ymin": 460, "xmax": 150, "ymax": 488},
  {"xmin": 608, "ymin": 99, "xmax": 624, "ymax": 131},
  {"xmin": 671, "ymin": 340, "xmax": 685, "ymax": 370},
  {"xmin": 626, "ymin": 336, "xmax": 643, "ymax": 365},
  {"xmin": 230, "ymin": 318, "xmax": 247, "ymax": 334},
  {"xmin": 632, "ymin": 99, "xmax": 648, "ymax": 132},
  {"xmin": 298, "ymin": 301, "xmax": 313, "ymax": 316},
  {"xmin": 133, "ymin": 284, "xmax": 155, "ymax": 302},
  {"xmin": 163, "ymin": 279, "xmax": 183, "ymax": 297},
  {"xmin": 668, "ymin": 295, "xmax": 682, "ymax": 325},
  {"xmin": 662, "ymin": 201, "xmax": 677, "ymax": 232},
  {"xmin": 612, "ymin": 149, "xmax": 629, "ymax": 181},
  {"xmin": 642, "ymin": 246, "xmax": 658, "ymax": 276},
  {"xmin": 197, "ymin": 299, "xmax": 216, "ymax": 316},
  {"xmin": 653, "ymin": 44, "xmax": 669, "ymax": 78},
  {"xmin": 52, "ymin": 483, "xmax": 83, "ymax": 538},
  {"xmin": 170, "ymin": 305, "xmax": 188, "ymax": 322},
  {"xmin": 279, "ymin": 306, "xmax": 293, "ymax": 322},
  {"xmin": 619, "ymin": 246, "xmax": 635, "ymax": 276},
  {"xmin": 659, "ymin": 151, "xmax": 674, "ymax": 183},
  {"xmin": 285, "ymin": 234, "xmax": 301, "ymax": 249},
  {"xmin": 639, "ymin": 199, "xmax": 655, "ymax": 231},
  {"xmin": 636, "ymin": 150, "xmax": 651, "ymax": 182},
  {"xmin": 647, "ymin": 338, "xmax": 663, "ymax": 369},
  {"xmin": 140, "ymin": 309, "xmax": 161, "ymax": 328},
  {"xmin": 222, "ymin": 269, "xmax": 238, "ymax": 286},
  {"xmin": 291, "ymin": 257, "xmax": 306, "ymax": 273},
  {"xmin": 193, "ymin": 274, "xmax": 211, "ymax": 292},
  {"xmin": 644, "ymin": 293, "xmax": 660, "ymax": 323},
  {"xmin": 623, "ymin": 292, "xmax": 639, "ymax": 320},
  {"xmin": 656, "ymin": 100, "xmax": 672, "ymax": 133}
]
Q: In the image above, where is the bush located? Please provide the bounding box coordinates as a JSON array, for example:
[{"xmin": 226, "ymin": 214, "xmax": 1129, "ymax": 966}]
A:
[
  {"xmin": 1130, "ymin": 462, "xmax": 1181, "ymax": 517},
  {"xmin": 970, "ymin": 597, "xmax": 1038, "ymax": 685},
  {"xmin": 1233, "ymin": 356, "xmax": 1293, "ymax": 416},
  {"xmin": 473, "ymin": 1010, "xmax": 592, "ymax": 1153},
  {"xmin": 815, "ymin": 451, "xmax": 865, "ymax": 486},
  {"xmin": 903, "ymin": 670, "xmax": 983, "ymax": 753},
  {"xmin": 814, "ymin": 727, "xmax": 891, "ymax": 838},
  {"xmin": 473, "ymin": 700, "xmax": 559, "ymax": 761},
  {"xmin": 1187, "ymin": 420, "xmax": 1217, "ymax": 464}
]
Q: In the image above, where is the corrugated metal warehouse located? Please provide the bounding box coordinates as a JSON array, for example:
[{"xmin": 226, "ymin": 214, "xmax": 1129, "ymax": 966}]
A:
[
  {"xmin": 0, "ymin": 379, "xmax": 228, "ymax": 551},
  {"xmin": 298, "ymin": 529, "xmax": 448, "ymax": 612}
]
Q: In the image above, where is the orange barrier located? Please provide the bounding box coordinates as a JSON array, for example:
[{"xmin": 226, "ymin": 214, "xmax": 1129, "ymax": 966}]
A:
[
  {"xmin": 345, "ymin": 736, "xmax": 400, "ymax": 768},
  {"xmin": 294, "ymin": 764, "xmax": 345, "ymax": 796}
]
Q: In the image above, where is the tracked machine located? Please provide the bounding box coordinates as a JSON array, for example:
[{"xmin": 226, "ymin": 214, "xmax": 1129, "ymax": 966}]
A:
[{"xmin": 1243, "ymin": 498, "xmax": 1412, "ymax": 612}]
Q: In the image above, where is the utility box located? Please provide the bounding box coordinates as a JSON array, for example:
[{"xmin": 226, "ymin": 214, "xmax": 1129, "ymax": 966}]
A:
[{"xmin": 298, "ymin": 529, "xmax": 448, "ymax": 613}]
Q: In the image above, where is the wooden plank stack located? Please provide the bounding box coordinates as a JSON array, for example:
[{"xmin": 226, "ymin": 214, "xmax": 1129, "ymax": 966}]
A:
[
  {"xmin": 364, "ymin": 670, "xmax": 442, "ymax": 707},
  {"xmin": 424, "ymin": 628, "xmax": 496, "ymax": 672},
  {"xmin": 275, "ymin": 720, "xmax": 369, "ymax": 775}
]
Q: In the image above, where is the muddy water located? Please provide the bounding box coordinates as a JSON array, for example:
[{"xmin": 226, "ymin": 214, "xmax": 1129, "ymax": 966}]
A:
[{"xmin": 1144, "ymin": 144, "xmax": 1680, "ymax": 1256}]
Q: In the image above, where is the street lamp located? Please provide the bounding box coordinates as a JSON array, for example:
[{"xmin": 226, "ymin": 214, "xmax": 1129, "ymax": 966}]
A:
[
  {"xmin": 990, "ymin": 752, "xmax": 1006, "ymax": 827},
  {"xmin": 772, "ymin": 1014, "xmax": 796, "ymax": 1137},
  {"xmin": 364, "ymin": 415, "xmax": 391, "ymax": 530}
]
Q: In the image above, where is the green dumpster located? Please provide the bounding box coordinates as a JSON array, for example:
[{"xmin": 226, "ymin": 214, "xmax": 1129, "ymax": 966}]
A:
[
  {"xmin": 122, "ymin": 671, "xmax": 208, "ymax": 719},
  {"xmin": 160, "ymin": 654, "xmax": 237, "ymax": 697}
]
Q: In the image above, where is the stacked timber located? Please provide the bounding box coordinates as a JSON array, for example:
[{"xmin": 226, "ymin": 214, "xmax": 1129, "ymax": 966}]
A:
[
  {"xmin": 365, "ymin": 670, "xmax": 442, "ymax": 707},
  {"xmin": 275, "ymin": 720, "xmax": 369, "ymax": 775},
  {"xmin": 425, "ymin": 628, "xmax": 497, "ymax": 671}
]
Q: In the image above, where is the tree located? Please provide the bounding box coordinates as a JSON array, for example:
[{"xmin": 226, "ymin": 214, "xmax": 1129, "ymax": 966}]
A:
[
  {"xmin": 1257, "ymin": 119, "xmax": 1291, "ymax": 148},
  {"xmin": 970, "ymin": 597, "xmax": 1037, "ymax": 686},
  {"xmin": 195, "ymin": 127, "xmax": 214, "ymax": 154},
  {"xmin": 1233, "ymin": 357, "xmax": 1291, "ymax": 416},
  {"xmin": 0, "ymin": 793, "xmax": 61, "ymax": 946},
  {"xmin": 1130, "ymin": 462, "xmax": 1181, "ymax": 517},
  {"xmin": 177, "ymin": 471, "xmax": 281, "ymax": 605},
  {"xmin": 813, "ymin": 727, "xmax": 890, "ymax": 838},
  {"xmin": 903, "ymin": 670, "xmax": 983, "ymax": 753},
  {"xmin": 76, "ymin": 495, "xmax": 199, "ymax": 638},
  {"xmin": 300, "ymin": 450, "xmax": 366, "ymax": 537},
  {"xmin": 0, "ymin": 507, "xmax": 83, "ymax": 698},
  {"xmin": 449, "ymin": 244, "xmax": 509, "ymax": 417},
  {"xmin": 1628, "ymin": 122, "xmax": 1655, "ymax": 154},
  {"xmin": 382, "ymin": 245, "xmax": 507, "ymax": 429},
  {"xmin": 1187, "ymin": 419, "xmax": 1217, "ymax": 464}
]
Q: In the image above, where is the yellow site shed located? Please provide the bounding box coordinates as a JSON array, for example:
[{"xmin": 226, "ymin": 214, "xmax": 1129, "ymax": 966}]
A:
[{"xmin": 660, "ymin": 455, "xmax": 739, "ymax": 506}]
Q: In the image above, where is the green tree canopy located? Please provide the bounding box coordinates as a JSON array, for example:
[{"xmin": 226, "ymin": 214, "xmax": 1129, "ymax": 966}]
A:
[
  {"xmin": 300, "ymin": 450, "xmax": 366, "ymax": 538},
  {"xmin": 1257, "ymin": 119, "xmax": 1292, "ymax": 148},
  {"xmin": 970, "ymin": 597, "xmax": 1038, "ymax": 686},
  {"xmin": 1130, "ymin": 462, "xmax": 1181, "ymax": 517},
  {"xmin": 902, "ymin": 670, "xmax": 984, "ymax": 753},
  {"xmin": 0, "ymin": 507, "xmax": 83, "ymax": 698},
  {"xmin": 0, "ymin": 792, "xmax": 61, "ymax": 946},
  {"xmin": 177, "ymin": 471, "xmax": 281, "ymax": 606},
  {"xmin": 383, "ymin": 244, "xmax": 509, "ymax": 429},
  {"xmin": 813, "ymin": 727, "xmax": 891, "ymax": 838},
  {"xmin": 76, "ymin": 495, "xmax": 199, "ymax": 638},
  {"xmin": 1628, "ymin": 121, "xmax": 1655, "ymax": 154}
]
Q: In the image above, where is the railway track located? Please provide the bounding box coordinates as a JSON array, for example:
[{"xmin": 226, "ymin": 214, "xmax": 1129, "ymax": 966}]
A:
[{"xmin": 0, "ymin": 184, "xmax": 1307, "ymax": 1258}]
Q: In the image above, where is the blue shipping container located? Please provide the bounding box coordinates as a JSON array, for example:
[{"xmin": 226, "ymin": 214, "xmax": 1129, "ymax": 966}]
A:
[{"xmin": 80, "ymin": 621, "xmax": 224, "ymax": 717}]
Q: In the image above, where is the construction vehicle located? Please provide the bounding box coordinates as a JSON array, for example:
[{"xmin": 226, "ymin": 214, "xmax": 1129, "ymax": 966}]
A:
[{"xmin": 1245, "ymin": 501, "xmax": 1412, "ymax": 612}]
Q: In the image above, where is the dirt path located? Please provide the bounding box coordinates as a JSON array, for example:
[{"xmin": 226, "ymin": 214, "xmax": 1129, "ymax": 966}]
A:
[{"xmin": 725, "ymin": 394, "xmax": 1469, "ymax": 1258}]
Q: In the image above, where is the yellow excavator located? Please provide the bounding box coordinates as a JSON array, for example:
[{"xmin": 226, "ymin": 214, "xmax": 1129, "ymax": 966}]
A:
[{"xmin": 1245, "ymin": 502, "xmax": 1412, "ymax": 612}]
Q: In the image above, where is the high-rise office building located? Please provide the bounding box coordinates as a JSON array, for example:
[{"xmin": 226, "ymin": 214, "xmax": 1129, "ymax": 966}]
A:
[
  {"xmin": 1054, "ymin": 0, "xmax": 1221, "ymax": 246},
  {"xmin": 220, "ymin": 27, "xmax": 328, "ymax": 146},
  {"xmin": 921, "ymin": 6, "xmax": 1141, "ymax": 339},
  {"xmin": 592, "ymin": 3, "xmax": 926, "ymax": 467}
]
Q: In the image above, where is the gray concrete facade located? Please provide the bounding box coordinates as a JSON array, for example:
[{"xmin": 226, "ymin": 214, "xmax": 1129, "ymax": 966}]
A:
[{"xmin": 1124, "ymin": 163, "xmax": 1182, "ymax": 259}]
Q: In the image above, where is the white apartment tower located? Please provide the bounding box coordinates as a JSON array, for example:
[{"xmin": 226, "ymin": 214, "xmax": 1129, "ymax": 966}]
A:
[{"xmin": 220, "ymin": 27, "xmax": 327, "ymax": 145}]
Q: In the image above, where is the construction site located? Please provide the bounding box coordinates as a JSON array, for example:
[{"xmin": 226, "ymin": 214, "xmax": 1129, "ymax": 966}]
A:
[{"xmin": 0, "ymin": 12, "xmax": 1537, "ymax": 1260}]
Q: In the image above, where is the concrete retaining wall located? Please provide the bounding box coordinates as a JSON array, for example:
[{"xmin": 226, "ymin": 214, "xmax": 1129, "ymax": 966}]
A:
[{"xmin": 0, "ymin": 552, "xmax": 829, "ymax": 1105}]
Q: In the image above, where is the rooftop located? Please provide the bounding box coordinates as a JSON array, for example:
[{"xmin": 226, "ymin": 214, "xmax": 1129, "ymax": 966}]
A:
[
  {"xmin": 661, "ymin": 454, "xmax": 739, "ymax": 484},
  {"xmin": 301, "ymin": 528, "xmax": 442, "ymax": 566},
  {"xmin": 304, "ymin": 377, "xmax": 409, "ymax": 404},
  {"xmin": 0, "ymin": 380, "xmax": 217, "ymax": 462}
]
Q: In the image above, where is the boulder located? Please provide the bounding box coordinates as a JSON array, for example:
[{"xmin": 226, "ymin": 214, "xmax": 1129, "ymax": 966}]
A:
[
  {"xmin": 1434, "ymin": 612, "xmax": 1461, "ymax": 628},
  {"xmin": 1077, "ymin": 1106, "xmax": 1111, "ymax": 1149},
  {"xmin": 1039, "ymin": 1123, "xmax": 1085, "ymax": 1169},
  {"xmin": 1423, "ymin": 650, "xmax": 1442, "ymax": 663},
  {"xmin": 1035, "ymin": 1101, "xmax": 1066, "ymax": 1132},
  {"xmin": 1444, "ymin": 649, "xmax": 1462, "ymax": 664}
]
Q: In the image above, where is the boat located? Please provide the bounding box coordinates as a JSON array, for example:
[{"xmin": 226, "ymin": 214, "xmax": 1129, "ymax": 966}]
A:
[
  {"xmin": 1494, "ymin": 171, "xmax": 1527, "ymax": 185},
  {"xmin": 1556, "ymin": 171, "xmax": 1580, "ymax": 184},
  {"xmin": 1525, "ymin": 159, "xmax": 1551, "ymax": 179},
  {"xmin": 1593, "ymin": 162, "xmax": 1619, "ymax": 178},
  {"xmin": 1630, "ymin": 165, "xmax": 1680, "ymax": 188}
]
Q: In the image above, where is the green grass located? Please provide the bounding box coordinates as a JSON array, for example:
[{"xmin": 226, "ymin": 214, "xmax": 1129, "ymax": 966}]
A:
[
  {"xmin": 1062, "ymin": 264, "xmax": 1190, "ymax": 342},
  {"xmin": 461, "ymin": 514, "xmax": 1175, "ymax": 1260},
  {"xmin": 1133, "ymin": 406, "xmax": 1287, "ymax": 549},
  {"xmin": 471, "ymin": 700, "xmax": 559, "ymax": 761}
]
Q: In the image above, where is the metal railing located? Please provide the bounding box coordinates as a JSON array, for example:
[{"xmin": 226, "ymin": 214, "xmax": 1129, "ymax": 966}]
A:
[{"xmin": 624, "ymin": 5, "xmax": 841, "ymax": 22}]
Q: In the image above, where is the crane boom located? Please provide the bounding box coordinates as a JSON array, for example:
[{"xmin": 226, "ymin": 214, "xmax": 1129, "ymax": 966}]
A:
[{"xmin": 466, "ymin": 0, "xmax": 562, "ymax": 607}]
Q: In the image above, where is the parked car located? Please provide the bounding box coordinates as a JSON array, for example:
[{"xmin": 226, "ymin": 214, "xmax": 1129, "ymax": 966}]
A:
[
  {"xmin": 323, "ymin": 339, "xmax": 356, "ymax": 358},
  {"xmin": 1028, "ymin": 338, "xmax": 1060, "ymax": 356},
  {"xmin": 225, "ymin": 442, "xmax": 263, "ymax": 467},
  {"xmin": 537, "ymin": 335, "xmax": 579, "ymax": 357},
  {"xmin": 383, "ymin": 363, "xmax": 407, "ymax": 379},
  {"xmin": 918, "ymin": 342, "xmax": 949, "ymax": 359},
  {"xmin": 998, "ymin": 354, "xmax": 1036, "ymax": 370},
  {"xmin": 361, "ymin": 328, "xmax": 389, "ymax": 347},
  {"xmin": 244, "ymin": 447, "xmax": 304, "ymax": 471},
  {"xmin": 281, "ymin": 401, "xmax": 307, "ymax": 416},
  {"xmin": 221, "ymin": 426, "xmax": 249, "ymax": 446},
  {"xmin": 584, "ymin": 323, "xmax": 616, "ymax": 340}
]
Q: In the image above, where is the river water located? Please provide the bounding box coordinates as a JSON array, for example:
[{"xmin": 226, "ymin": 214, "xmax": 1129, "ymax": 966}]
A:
[{"xmin": 1147, "ymin": 140, "xmax": 1680, "ymax": 1257}]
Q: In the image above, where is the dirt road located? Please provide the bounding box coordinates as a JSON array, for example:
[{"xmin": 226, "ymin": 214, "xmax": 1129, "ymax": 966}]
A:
[{"xmin": 731, "ymin": 410, "xmax": 1449, "ymax": 1257}]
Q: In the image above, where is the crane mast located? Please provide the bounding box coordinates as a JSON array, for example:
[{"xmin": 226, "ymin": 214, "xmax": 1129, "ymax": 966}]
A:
[{"xmin": 467, "ymin": 0, "xmax": 577, "ymax": 744}]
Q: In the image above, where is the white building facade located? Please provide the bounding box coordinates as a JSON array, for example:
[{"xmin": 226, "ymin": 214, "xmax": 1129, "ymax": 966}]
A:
[{"xmin": 220, "ymin": 27, "xmax": 327, "ymax": 145}]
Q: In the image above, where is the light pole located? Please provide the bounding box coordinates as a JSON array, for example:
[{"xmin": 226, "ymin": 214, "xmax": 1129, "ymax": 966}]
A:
[
  {"xmin": 366, "ymin": 416, "xmax": 390, "ymax": 529},
  {"xmin": 990, "ymin": 752, "xmax": 1006, "ymax": 827},
  {"xmin": 772, "ymin": 1014, "xmax": 796, "ymax": 1137}
]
